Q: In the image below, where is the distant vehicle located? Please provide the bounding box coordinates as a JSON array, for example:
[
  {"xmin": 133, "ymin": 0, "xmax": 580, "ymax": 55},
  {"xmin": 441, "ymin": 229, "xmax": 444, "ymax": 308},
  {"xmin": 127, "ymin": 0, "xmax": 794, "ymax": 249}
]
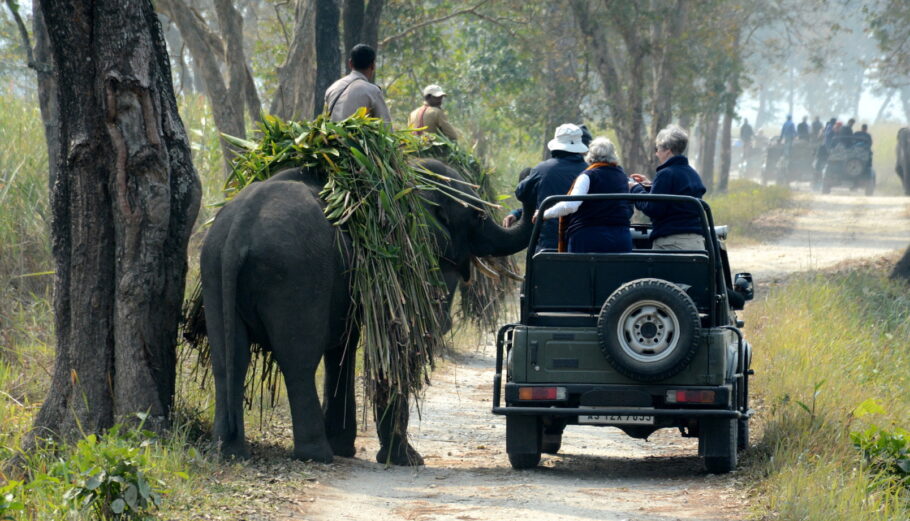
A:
[
  {"xmin": 493, "ymin": 193, "xmax": 755, "ymax": 474},
  {"xmin": 897, "ymin": 128, "xmax": 910, "ymax": 196},
  {"xmin": 822, "ymin": 136, "xmax": 874, "ymax": 195},
  {"xmin": 762, "ymin": 137, "xmax": 815, "ymax": 187}
]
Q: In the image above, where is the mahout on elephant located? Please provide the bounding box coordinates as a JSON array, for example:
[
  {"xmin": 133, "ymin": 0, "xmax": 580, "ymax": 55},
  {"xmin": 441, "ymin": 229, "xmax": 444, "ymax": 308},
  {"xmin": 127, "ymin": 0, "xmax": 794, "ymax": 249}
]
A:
[{"xmin": 200, "ymin": 158, "xmax": 533, "ymax": 465}]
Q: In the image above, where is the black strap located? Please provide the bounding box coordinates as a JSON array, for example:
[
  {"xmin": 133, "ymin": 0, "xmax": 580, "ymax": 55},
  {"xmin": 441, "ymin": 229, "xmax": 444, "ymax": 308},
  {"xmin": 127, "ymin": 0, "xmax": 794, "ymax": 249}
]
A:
[{"xmin": 326, "ymin": 77, "xmax": 364, "ymax": 117}]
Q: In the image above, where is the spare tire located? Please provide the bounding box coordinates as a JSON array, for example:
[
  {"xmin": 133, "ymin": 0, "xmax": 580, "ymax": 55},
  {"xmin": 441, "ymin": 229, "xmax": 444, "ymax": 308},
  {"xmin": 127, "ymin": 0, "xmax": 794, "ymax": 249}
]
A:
[{"xmin": 597, "ymin": 278, "xmax": 701, "ymax": 382}]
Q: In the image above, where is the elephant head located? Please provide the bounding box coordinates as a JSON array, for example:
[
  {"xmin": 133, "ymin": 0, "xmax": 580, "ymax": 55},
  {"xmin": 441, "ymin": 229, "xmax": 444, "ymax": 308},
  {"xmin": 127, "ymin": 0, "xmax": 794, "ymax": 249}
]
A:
[{"xmin": 416, "ymin": 159, "xmax": 533, "ymax": 289}]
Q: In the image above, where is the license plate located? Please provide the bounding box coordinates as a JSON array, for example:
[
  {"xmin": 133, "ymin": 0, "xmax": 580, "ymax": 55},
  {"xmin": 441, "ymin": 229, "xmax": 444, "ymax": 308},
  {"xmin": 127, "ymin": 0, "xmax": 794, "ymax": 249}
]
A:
[{"xmin": 578, "ymin": 413, "xmax": 654, "ymax": 425}]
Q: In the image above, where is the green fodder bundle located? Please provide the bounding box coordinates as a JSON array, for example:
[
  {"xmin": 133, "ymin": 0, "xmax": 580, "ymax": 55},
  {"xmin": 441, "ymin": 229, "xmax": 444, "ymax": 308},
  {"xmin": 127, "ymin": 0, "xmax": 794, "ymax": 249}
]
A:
[
  {"xmin": 414, "ymin": 134, "xmax": 521, "ymax": 331},
  {"xmin": 187, "ymin": 110, "xmax": 473, "ymax": 404}
]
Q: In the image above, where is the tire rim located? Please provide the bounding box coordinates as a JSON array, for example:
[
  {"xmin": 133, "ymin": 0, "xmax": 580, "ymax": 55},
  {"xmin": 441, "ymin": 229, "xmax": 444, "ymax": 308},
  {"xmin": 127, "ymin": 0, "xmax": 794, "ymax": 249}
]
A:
[{"xmin": 616, "ymin": 299, "xmax": 680, "ymax": 363}]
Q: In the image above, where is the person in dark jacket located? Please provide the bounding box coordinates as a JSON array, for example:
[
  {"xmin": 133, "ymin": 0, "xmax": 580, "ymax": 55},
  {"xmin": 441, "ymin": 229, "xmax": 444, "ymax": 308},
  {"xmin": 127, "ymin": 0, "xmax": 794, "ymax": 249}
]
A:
[
  {"xmin": 502, "ymin": 124, "xmax": 592, "ymax": 229},
  {"xmin": 631, "ymin": 124, "xmax": 707, "ymax": 250},
  {"xmin": 540, "ymin": 137, "xmax": 632, "ymax": 253},
  {"xmin": 515, "ymin": 123, "xmax": 589, "ymax": 251},
  {"xmin": 811, "ymin": 116, "xmax": 823, "ymax": 140},
  {"xmin": 797, "ymin": 116, "xmax": 810, "ymax": 140}
]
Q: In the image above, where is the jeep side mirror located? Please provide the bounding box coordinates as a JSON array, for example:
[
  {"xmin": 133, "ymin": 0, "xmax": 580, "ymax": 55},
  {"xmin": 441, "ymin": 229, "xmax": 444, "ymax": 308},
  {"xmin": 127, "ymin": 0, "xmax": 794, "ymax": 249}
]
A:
[{"xmin": 733, "ymin": 272, "xmax": 754, "ymax": 301}]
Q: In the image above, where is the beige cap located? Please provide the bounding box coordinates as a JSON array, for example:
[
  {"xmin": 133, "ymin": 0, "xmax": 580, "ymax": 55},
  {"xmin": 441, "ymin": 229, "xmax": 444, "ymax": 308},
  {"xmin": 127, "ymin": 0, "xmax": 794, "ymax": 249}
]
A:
[{"xmin": 422, "ymin": 84, "xmax": 446, "ymax": 97}]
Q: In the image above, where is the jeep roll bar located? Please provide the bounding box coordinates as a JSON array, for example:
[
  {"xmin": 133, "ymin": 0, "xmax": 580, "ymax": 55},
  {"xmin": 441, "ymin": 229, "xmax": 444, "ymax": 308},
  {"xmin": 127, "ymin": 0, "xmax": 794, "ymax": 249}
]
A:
[{"xmin": 523, "ymin": 193, "xmax": 729, "ymax": 327}]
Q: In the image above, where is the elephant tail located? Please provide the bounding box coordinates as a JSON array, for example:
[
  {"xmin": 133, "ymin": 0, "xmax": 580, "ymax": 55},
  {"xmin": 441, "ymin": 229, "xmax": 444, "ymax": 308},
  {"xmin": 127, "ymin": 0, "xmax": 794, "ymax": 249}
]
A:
[{"xmin": 221, "ymin": 219, "xmax": 249, "ymax": 440}]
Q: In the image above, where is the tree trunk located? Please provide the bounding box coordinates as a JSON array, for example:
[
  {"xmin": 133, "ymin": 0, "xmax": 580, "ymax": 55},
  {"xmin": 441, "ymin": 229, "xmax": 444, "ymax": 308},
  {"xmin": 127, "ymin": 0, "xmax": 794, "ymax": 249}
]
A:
[
  {"xmin": 718, "ymin": 107, "xmax": 733, "ymax": 192},
  {"xmin": 342, "ymin": 0, "xmax": 364, "ymax": 60},
  {"xmin": 699, "ymin": 113, "xmax": 719, "ymax": 192},
  {"xmin": 213, "ymin": 0, "xmax": 262, "ymax": 125},
  {"xmin": 271, "ymin": 0, "xmax": 317, "ymax": 120},
  {"xmin": 33, "ymin": 7, "xmax": 59, "ymax": 191},
  {"xmin": 156, "ymin": 0, "xmax": 246, "ymax": 174},
  {"xmin": 542, "ymin": 5, "xmax": 582, "ymax": 158},
  {"xmin": 314, "ymin": 0, "xmax": 342, "ymax": 117},
  {"xmin": 874, "ymin": 88, "xmax": 896, "ymax": 124},
  {"xmin": 649, "ymin": 0, "xmax": 686, "ymax": 163},
  {"xmin": 902, "ymin": 86, "xmax": 910, "ymax": 125},
  {"xmin": 29, "ymin": 0, "xmax": 201, "ymax": 442}
]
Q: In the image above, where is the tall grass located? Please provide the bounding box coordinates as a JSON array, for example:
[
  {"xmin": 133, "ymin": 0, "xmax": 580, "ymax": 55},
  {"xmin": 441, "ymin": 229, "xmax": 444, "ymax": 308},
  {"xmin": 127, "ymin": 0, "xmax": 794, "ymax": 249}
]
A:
[{"xmin": 744, "ymin": 268, "xmax": 910, "ymax": 520}]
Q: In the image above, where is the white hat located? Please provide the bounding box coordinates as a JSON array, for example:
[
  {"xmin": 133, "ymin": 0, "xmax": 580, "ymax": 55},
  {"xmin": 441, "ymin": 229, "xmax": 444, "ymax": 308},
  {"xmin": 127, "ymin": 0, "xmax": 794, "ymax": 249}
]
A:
[
  {"xmin": 547, "ymin": 123, "xmax": 588, "ymax": 154},
  {"xmin": 422, "ymin": 84, "xmax": 446, "ymax": 97}
]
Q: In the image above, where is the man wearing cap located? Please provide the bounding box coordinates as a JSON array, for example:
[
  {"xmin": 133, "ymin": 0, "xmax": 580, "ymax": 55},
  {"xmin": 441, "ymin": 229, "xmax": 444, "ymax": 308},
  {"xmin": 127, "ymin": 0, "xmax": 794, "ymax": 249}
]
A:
[
  {"xmin": 514, "ymin": 123, "xmax": 589, "ymax": 252},
  {"xmin": 324, "ymin": 43, "xmax": 391, "ymax": 123},
  {"xmin": 408, "ymin": 84, "xmax": 458, "ymax": 141}
]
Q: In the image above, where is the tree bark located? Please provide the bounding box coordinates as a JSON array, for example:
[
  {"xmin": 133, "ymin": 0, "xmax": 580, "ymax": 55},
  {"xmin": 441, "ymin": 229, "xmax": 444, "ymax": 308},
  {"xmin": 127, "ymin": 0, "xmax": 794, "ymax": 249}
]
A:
[
  {"xmin": 271, "ymin": 0, "xmax": 317, "ymax": 120},
  {"xmin": 212, "ymin": 0, "xmax": 262, "ymax": 124},
  {"xmin": 33, "ymin": 7, "xmax": 59, "ymax": 191},
  {"xmin": 699, "ymin": 113, "xmax": 719, "ymax": 192},
  {"xmin": 314, "ymin": 0, "xmax": 342, "ymax": 117},
  {"xmin": 649, "ymin": 0, "xmax": 687, "ymax": 163},
  {"xmin": 342, "ymin": 0, "xmax": 364, "ymax": 60},
  {"xmin": 29, "ymin": 0, "xmax": 201, "ymax": 443},
  {"xmin": 718, "ymin": 107, "xmax": 733, "ymax": 192}
]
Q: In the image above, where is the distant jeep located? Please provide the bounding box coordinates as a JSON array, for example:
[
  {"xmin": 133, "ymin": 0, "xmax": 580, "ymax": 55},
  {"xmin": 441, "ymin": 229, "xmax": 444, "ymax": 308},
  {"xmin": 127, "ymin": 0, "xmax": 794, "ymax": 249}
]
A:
[{"xmin": 493, "ymin": 193, "xmax": 755, "ymax": 474}]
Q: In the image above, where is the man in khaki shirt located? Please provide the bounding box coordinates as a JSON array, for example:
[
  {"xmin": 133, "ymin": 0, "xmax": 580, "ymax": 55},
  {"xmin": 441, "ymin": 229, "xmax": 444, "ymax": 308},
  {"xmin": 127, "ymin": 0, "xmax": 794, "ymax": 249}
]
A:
[
  {"xmin": 408, "ymin": 84, "xmax": 458, "ymax": 141},
  {"xmin": 324, "ymin": 44, "xmax": 392, "ymax": 123}
]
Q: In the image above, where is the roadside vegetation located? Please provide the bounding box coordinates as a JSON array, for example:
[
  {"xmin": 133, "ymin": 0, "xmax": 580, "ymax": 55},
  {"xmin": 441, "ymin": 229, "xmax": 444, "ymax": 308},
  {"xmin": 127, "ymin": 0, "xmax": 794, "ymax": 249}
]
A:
[{"xmin": 744, "ymin": 264, "xmax": 910, "ymax": 520}]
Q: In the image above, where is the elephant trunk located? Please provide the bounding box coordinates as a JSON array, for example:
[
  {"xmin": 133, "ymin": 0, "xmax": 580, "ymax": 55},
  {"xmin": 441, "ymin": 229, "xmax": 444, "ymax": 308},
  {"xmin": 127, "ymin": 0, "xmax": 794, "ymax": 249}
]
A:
[{"xmin": 470, "ymin": 198, "xmax": 535, "ymax": 257}]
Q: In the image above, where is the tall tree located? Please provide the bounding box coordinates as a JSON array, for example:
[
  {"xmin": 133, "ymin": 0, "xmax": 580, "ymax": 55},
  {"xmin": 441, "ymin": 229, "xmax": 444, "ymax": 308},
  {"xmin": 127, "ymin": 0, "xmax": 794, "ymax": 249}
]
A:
[
  {"xmin": 343, "ymin": 0, "xmax": 385, "ymax": 57},
  {"xmin": 271, "ymin": 0, "xmax": 318, "ymax": 120},
  {"xmin": 314, "ymin": 0, "xmax": 342, "ymax": 116},
  {"xmin": 28, "ymin": 0, "xmax": 201, "ymax": 442}
]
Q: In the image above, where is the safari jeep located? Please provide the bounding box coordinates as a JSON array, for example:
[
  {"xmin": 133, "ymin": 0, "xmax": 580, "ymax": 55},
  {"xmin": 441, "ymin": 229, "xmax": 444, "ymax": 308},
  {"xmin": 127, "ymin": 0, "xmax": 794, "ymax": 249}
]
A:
[{"xmin": 492, "ymin": 193, "xmax": 755, "ymax": 474}]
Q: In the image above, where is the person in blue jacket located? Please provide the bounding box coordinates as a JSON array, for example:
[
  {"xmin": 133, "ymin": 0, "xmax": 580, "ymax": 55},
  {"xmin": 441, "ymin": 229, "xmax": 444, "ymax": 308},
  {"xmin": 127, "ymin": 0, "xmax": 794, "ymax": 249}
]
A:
[
  {"xmin": 513, "ymin": 123, "xmax": 589, "ymax": 251},
  {"xmin": 631, "ymin": 124, "xmax": 707, "ymax": 251},
  {"xmin": 540, "ymin": 137, "xmax": 633, "ymax": 253}
]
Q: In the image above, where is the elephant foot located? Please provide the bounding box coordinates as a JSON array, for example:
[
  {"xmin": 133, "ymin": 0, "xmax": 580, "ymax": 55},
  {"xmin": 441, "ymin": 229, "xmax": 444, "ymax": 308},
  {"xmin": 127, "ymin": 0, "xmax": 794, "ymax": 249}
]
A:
[
  {"xmin": 292, "ymin": 441, "xmax": 334, "ymax": 464},
  {"xmin": 376, "ymin": 441, "xmax": 424, "ymax": 466},
  {"xmin": 219, "ymin": 438, "xmax": 250, "ymax": 460},
  {"xmin": 328, "ymin": 435, "xmax": 356, "ymax": 458}
]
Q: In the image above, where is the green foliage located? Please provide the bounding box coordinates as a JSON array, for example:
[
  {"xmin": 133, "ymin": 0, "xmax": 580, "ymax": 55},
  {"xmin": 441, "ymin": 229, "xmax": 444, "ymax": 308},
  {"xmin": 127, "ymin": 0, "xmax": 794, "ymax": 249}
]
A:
[
  {"xmin": 0, "ymin": 481, "xmax": 25, "ymax": 520},
  {"xmin": 851, "ymin": 400, "xmax": 910, "ymax": 486},
  {"xmin": 61, "ymin": 425, "xmax": 165, "ymax": 520},
  {"xmin": 745, "ymin": 267, "xmax": 910, "ymax": 519}
]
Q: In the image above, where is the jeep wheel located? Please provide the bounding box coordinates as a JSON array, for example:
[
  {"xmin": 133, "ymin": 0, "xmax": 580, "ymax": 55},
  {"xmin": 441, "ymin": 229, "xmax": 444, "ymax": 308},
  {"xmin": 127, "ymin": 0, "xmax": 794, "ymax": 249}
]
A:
[
  {"xmin": 506, "ymin": 416, "xmax": 541, "ymax": 469},
  {"xmin": 701, "ymin": 418, "xmax": 738, "ymax": 474},
  {"xmin": 597, "ymin": 279, "xmax": 701, "ymax": 382},
  {"xmin": 541, "ymin": 417, "xmax": 566, "ymax": 454}
]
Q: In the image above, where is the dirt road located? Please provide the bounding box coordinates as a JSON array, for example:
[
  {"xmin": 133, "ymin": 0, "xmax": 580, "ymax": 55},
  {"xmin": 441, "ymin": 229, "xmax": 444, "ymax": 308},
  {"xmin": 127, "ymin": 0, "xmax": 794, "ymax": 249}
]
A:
[
  {"xmin": 294, "ymin": 191, "xmax": 909, "ymax": 521},
  {"xmin": 728, "ymin": 192, "xmax": 910, "ymax": 281}
]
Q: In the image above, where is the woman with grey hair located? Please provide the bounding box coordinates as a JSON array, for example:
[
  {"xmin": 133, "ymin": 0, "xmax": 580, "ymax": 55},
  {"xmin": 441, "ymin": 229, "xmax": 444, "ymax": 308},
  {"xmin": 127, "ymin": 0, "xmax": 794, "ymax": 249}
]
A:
[
  {"xmin": 541, "ymin": 136, "xmax": 633, "ymax": 253},
  {"xmin": 631, "ymin": 124, "xmax": 707, "ymax": 250}
]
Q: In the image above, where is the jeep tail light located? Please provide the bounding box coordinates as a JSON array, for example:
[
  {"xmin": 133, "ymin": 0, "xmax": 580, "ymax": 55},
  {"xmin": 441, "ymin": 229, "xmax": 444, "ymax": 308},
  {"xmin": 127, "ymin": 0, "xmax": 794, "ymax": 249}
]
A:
[
  {"xmin": 518, "ymin": 386, "xmax": 566, "ymax": 401},
  {"xmin": 666, "ymin": 390, "xmax": 716, "ymax": 404}
]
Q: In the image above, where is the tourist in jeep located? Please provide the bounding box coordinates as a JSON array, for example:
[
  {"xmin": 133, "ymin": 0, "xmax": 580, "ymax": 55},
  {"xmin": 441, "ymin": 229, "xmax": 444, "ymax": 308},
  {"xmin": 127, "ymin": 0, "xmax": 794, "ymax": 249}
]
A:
[
  {"xmin": 631, "ymin": 125, "xmax": 707, "ymax": 250},
  {"xmin": 515, "ymin": 123, "xmax": 589, "ymax": 251},
  {"xmin": 539, "ymin": 137, "xmax": 633, "ymax": 253}
]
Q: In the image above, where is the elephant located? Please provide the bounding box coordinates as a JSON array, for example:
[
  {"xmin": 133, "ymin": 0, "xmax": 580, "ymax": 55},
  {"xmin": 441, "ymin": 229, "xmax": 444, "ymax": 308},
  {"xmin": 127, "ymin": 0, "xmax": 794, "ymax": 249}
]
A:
[
  {"xmin": 897, "ymin": 127, "xmax": 910, "ymax": 196},
  {"xmin": 200, "ymin": 158, "xmax": 533, "ymax": 465}
]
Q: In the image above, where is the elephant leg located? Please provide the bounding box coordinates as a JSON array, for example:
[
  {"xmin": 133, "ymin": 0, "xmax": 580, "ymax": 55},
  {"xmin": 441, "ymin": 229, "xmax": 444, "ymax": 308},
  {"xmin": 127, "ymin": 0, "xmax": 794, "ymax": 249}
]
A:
[
  {"xmin": 322, "ymin": 335, "xmax": 358, "ymax": 457},
  {"xmin": 211, "ymin": 312, "xmax": 252, "ymax": 459},
  {"xmin": 281, "ymin": 367, "xmax": 334, "ymax": 463},
  {"xmin": 374, "ymin": 379, "xmax": 424, "ymax": 466}
]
